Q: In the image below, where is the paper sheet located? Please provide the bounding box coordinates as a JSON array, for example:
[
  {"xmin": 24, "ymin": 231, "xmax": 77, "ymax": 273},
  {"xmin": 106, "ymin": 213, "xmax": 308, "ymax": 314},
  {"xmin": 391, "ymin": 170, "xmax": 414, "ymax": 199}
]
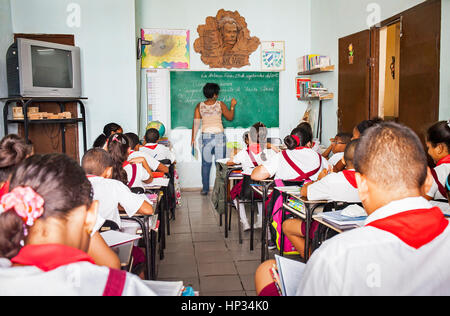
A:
[
  {"xmin": 143, "ymin": 281, "xmax": 184, "ymax": 296},
  {"xmin": 100, "ymin": 230, "xmax": 141, "ymax": 247}
]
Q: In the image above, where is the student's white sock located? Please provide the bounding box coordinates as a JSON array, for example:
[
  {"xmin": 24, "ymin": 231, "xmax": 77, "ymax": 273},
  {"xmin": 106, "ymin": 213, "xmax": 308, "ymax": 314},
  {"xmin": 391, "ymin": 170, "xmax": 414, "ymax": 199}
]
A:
[{"xmin": 234, "ymin": 200, "xmax": 250, "ymax": 226}]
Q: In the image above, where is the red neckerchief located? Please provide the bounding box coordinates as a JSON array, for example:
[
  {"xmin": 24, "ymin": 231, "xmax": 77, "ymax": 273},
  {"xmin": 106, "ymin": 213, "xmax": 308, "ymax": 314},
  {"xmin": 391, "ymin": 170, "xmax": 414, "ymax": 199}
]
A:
[
  {"xmin": 366, "ymin": 207, "xmax": 448, "ymax": 250},
  {"xmin": 294, "ymin": 147, "xmax": 309, "ymax": 151},
  {"xmin": 11, "ymin": 244, "xmax": 96, "ymax": 272},
  {"xmin": 249, "ymin": 144, "xmax": 262, "ymax": 155},
  {"xmin": 437, "ymin": 155, "xmax": 450, "ymax": 166},
  {"xmin": 122, "ymin": 161, "xmax": 130, "ymax": 168},
  {"xmin": 0, "ymin": 181, "xmax": 9, "ymax": 199},
  {"xmin": 342, "ymin": 170, "xmax": 357, "ymax": 188},
  {"xmin": 144, "ymin": 144, "xmax": 158, "ymax": 150}
]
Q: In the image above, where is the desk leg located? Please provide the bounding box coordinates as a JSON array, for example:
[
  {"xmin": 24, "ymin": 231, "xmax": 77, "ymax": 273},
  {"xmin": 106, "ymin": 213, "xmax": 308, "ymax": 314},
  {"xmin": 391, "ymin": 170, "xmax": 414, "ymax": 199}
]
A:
[
  {"xmin": 224, "ymin": 175, "xmax": 229, "ymax": 239},
  {"xmin": 304, "ymin": 205, "xmax": 312, "ymax": 262},
  {"xmin": 250, "ymin": 189, "xmax": 255, "ymax": 251},
  {"xmin": 261, "ymin": 185, "xmax": 268, "ymax": 263},
  {"xmin": 280, "ymin": 192, "xmax": 287, "ymax": 257},
  {"xmin": 164, "ymin": 187, "xmax": 170, "ymax": 237}
]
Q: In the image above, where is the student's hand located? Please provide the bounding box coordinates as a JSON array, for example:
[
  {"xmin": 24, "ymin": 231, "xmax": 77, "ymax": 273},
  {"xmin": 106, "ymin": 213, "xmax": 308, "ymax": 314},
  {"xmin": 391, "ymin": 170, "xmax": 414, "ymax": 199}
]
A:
[
  {"xmin": 231, "ymin": 98, "xmax": 237, "ymax": 108},
  {"xmin": 129, "ymin": 157, "xmax": 146, "ymax": 165},
  {"xmin": 318, "ymin": 168, "xmax": 329, "ymax": 181}
]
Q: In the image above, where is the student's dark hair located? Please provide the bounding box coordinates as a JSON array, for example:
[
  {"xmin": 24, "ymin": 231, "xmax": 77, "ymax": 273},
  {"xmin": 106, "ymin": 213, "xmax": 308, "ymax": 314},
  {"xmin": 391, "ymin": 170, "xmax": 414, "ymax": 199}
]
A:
[
  {"xmin": 145, "ymin": 128, "xmax": 160, "ymax": 144},
  {"xmin": 356, "ymin": 118, "xmax": 384, "ymax": 135},
  {"xmin": 0, "ymin": 135, "xmax": 33, "ymax": 183},
  {"xmin": 297, "ymin": 122, "xmax": 313, "ymax": 136},
  {"xmin": 249, "ymin": 122, "xmax": 268, "ymax": 161},
  {"xmin": 82, "ymin": 148, "xmax": 114, "ymax": 177},
  {"xmin": 243, "ymin": 132, "xmax": 249, "ymax": 146},
  {"xmin": 285, "ymin": 126, "xmax": 313, "ymax": 150},
  {"xmin": 336, "ymin": 133, "xmax": 352, "ymax": 145},
  {"xmin": 203, "ymin": 83, "xmax": 220, "ymax": 99},
  {"xmin": 125, "ymin": 133, "xmax": 141, "ymax": 150},
  {"xmin": 106, "ymin": 134, "xmax": 129, "ymax": 185},
  {"xmin": 0, "ymin": 154, "xmax": 93, "ymax": 259},
  {"xmin": 344, "ymin": 139, "xmax": 359, "ymax": 166},
  {"xmin": 93, "ymin": 123, "xmax": 122, "ymax": 148},
  {"xmin": 354, "ymin": 122, "xmax": 428, "ymax": 191},
  {"xmin": 426, "ymin": 121, "xmax": 450, "ymax": 152}
]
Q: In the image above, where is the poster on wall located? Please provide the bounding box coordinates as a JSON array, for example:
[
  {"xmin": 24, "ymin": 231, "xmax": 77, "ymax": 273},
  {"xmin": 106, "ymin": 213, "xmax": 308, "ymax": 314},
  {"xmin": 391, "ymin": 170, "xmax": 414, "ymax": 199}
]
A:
[
  {"xmin": 261, "ymin": 41, "xmax": 285, "ymax": 71},
  {"xmin": 141, "ymin": 29, "xmax": 190, "ymax": 69}
]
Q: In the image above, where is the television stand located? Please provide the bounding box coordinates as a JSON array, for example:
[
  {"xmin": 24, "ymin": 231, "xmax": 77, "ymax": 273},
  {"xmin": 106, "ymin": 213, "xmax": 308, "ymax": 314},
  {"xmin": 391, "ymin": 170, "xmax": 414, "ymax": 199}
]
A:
[{"xmin": 1, "ymin": 97, "xmax": 88, "ymax": 155}]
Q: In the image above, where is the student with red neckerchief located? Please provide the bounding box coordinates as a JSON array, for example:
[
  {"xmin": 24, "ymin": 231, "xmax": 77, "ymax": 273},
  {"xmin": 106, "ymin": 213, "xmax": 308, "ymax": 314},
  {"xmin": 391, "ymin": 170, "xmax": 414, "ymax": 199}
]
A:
[
  {"xmin": 0, "ymin": 154, "xmax": 157, "ymax": 296},
  {"xmin": 425, "ymin": 121, "xmax": 450, "ymax": 202},
  {"xmin": 227, "ymin": 123, "xmax": 276, "ymax": 231},
  {"xmin": 141, "ymin": 128, "xmax": 175, "ymax": 164},
  {"xmin": 256, "ymin": 122, "xmax": 450, "ymax": 296},
  {"xmin": 282, "ymin": 139, "xmax": 361, "ymax": 258},
  {"xmin": 107, "ymin": 134, "xmax": 154, "ymax": 190},
  {"xmin": 252, "ymin": 125, "xmax": 329, "ymax": 252}
]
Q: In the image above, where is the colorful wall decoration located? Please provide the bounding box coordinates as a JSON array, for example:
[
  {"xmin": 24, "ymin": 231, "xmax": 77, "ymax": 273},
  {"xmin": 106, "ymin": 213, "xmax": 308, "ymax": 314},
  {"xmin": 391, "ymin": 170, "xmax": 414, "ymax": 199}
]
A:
[{"xmin": 141, "ymin": 29, "xmax": 190, "ymax": 69}]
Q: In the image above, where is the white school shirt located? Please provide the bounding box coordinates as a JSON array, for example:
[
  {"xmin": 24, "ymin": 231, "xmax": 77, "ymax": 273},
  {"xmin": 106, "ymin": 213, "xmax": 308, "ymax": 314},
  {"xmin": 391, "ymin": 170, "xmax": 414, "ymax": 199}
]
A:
[
  {"xmin": 0, "ymin": 261, "xmax": 156, "ymax": 296},
  {"xmin": 427, "ymin": 162, "xmax": 450, "ymax": 200},
  {"xmin": 128, "ymin": 150, "xmax": 161, "ymax": 172},
  {"xmin": 262, "ymin": 148, "xmax": 329, "ymax": 181},
  {"xmin": 231, "ymin": 148, "xmax": 277, "ymax": 175},
  {"xmin": 140, "ymin": 143, "xmax": 175, "ymax": 163},
  {"xmin": 307, "ymin": 170, "xmax": 361, "ymax": 203},
  {"xmin": 296, "ymin": 197, "xmax": 450, "ymax": 296},
  {"xmin": 124, "ymin": 163, "xmax": 151, "ymax": 190},
  {"xmin": 327, "ymin": 152, "xmax": 344, "ymax": 167},
  {"xmin": 89, "ymin": 177, "xmax": 149, "ymax": 232}
]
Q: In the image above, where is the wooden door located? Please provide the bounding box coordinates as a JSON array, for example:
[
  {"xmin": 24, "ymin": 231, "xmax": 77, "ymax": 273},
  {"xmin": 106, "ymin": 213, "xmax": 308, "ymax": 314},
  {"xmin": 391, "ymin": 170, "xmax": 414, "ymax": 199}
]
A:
[
  {"xmin": 397, "ymin": 0, "xmax": 441, "ymax": 142},
  {"xmin": 13, "ymin": 34, "xmax": 80, "ymax": 162},
  {"xmin": 338, "ymin": 30, "xmax": 371, "ymax": 134}
]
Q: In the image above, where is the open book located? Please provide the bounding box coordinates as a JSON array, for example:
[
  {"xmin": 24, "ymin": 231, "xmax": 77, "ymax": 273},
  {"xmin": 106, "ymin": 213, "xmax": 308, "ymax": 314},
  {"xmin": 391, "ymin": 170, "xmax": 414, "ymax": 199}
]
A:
[{"xmin": 275, "ymin": 255, "xmax": 306, "ymax": 296}]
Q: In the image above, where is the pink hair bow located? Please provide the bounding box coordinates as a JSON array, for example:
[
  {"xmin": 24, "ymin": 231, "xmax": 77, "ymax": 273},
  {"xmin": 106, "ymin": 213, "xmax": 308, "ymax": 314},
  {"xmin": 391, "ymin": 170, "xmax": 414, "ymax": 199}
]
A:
[{"xmin": 0, "ymin": 187, "xmax": 45, "ymax": 227}]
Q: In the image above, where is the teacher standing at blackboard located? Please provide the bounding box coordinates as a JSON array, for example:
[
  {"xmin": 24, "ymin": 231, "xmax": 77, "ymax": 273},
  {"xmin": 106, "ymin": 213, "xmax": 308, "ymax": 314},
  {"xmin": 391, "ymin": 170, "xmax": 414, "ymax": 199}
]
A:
[{"xmin": 191, "ymin": 83, "xmax": 238, "ymax": 196}]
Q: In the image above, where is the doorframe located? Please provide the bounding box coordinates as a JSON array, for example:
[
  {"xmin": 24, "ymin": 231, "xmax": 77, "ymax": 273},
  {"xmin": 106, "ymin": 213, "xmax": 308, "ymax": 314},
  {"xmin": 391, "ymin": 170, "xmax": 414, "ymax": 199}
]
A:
[{"xmin": 368, "ymin": 0, "xmax": 441, "ymax": 121}]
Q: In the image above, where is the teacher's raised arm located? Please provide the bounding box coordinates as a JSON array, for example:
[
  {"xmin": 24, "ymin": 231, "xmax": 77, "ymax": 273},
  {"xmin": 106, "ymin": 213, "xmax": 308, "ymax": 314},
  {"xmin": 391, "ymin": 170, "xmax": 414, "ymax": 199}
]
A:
[{"xmin": 191, "ymin": 83, "xmax": 237, "ymax": 196}]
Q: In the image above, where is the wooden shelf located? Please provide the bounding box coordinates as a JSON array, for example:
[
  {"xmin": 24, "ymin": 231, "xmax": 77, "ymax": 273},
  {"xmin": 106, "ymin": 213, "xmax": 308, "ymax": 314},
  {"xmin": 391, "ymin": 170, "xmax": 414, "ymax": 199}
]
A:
[{"xmin": 298, "ymin": 65, "xmax": 335, "ymax": 76}]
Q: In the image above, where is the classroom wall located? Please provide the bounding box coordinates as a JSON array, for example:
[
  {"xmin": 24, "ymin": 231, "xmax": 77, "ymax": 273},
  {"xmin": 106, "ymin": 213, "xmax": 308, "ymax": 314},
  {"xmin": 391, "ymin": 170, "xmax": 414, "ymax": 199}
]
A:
[
  {"xmin": 136, "ymin": 0, "xmax": 312, "ymax": 189},
  {"xmin": 8, "ymin": 0, "xmax": 138, "ymax": 153},
  {"xmin": 310, "ymin": 0, "xmax": 430, "ymax": 143},
  {"xmin": 0, "ymin": 0, "xmax": 14, "ymax": 137},
  {"xmin": 441, "ymin": 0, "xmax": 450, "ymax": 120}
]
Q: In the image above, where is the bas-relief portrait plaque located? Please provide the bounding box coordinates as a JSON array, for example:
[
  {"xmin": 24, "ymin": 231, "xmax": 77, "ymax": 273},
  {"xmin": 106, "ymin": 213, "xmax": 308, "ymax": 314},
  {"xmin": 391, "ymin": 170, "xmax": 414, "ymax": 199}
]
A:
[{"xmin": 194, "ymin": 9, "xmax": 261, "ymax": 69}]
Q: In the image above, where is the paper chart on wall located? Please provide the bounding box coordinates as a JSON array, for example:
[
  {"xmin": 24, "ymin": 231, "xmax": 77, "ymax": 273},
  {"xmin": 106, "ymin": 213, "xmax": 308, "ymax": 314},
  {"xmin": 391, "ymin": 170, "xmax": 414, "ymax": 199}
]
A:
[
  {"xmin": 141, "ymin": 28, "xmax": 190, "ymax": 69},
  {"xmin": 146, "ymin": 69, "xmax": 171, "ymax": 128}
]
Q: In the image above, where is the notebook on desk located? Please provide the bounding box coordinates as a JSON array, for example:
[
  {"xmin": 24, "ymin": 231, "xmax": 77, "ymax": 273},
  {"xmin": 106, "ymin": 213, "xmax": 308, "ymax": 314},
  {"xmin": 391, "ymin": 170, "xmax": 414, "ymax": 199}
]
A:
[{"xmin": 145, "ymin": 177, "xmax": 170, "ymax": 188}]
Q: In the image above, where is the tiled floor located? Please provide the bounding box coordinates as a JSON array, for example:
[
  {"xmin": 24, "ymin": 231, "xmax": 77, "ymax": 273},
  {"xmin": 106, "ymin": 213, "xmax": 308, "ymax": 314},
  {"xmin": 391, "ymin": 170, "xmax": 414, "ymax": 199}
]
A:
[{"xmin": 156, "ymin": 192, "xmax": 267, "ymax": 296}]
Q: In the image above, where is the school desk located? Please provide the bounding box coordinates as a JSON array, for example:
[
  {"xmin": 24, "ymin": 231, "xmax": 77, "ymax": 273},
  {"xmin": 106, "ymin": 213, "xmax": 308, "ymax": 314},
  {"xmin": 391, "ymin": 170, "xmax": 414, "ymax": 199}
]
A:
[
  {"xmin": 280, "ymin": 191, "xmax": 327, "ymax": 262},
  {"xmin": 120, "ymin": 191, "xmax": 162, "ymax": 280},
  {"xmin": 145, "ymin": 179, "xmax": 170, "ymax": 260},
  {"xmin": 250, "ymin": 179, "xmax": 274, "ymax": 262},
  {"xmin": 221, "ymin": 164, "xmax": 243, "ymax": 239}
]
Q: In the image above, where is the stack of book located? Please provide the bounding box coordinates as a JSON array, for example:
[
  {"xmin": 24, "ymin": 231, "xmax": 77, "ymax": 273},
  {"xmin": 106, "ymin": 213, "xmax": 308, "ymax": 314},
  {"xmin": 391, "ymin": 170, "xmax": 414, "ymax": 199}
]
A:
[
  {"xmin": 316, "ymin": 211, "xmax": 367, "ymax": 231},
  {"xmin": 297, "ymin": 55, "xmax": 331, "ymax": 73},
  {"xmin": 296, "ymin": 78, "xmax": 332, "ymax": 100}
]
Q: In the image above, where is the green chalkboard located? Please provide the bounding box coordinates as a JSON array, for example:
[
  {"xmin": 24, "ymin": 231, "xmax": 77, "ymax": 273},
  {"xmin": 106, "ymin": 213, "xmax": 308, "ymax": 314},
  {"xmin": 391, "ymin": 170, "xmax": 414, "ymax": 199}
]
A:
[{"xmin": 170, "ymin": 71, "xmax": 279, "ymax": 129}]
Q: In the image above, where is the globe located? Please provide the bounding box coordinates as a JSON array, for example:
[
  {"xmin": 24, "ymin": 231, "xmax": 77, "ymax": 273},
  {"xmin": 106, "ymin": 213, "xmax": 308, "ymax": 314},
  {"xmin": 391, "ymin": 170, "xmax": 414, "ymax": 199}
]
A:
[{"xmin": 146, "ymin": 121, "xmax": 166, "ymax": 138}]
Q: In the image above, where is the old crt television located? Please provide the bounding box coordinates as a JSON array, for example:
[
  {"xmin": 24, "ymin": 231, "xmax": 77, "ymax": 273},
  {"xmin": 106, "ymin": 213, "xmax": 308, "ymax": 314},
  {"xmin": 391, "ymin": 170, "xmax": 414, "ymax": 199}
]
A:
[{"xmin": 7, "ymin": 38, "xmax": 82, "ymax": 98}]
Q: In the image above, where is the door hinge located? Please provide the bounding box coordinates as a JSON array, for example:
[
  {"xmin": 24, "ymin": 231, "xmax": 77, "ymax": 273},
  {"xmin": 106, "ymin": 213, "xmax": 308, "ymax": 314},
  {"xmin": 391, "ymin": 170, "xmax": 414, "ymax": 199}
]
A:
[{"xmin": 367, "ymin": 57, "xmax": 376, "ymax": 68}]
